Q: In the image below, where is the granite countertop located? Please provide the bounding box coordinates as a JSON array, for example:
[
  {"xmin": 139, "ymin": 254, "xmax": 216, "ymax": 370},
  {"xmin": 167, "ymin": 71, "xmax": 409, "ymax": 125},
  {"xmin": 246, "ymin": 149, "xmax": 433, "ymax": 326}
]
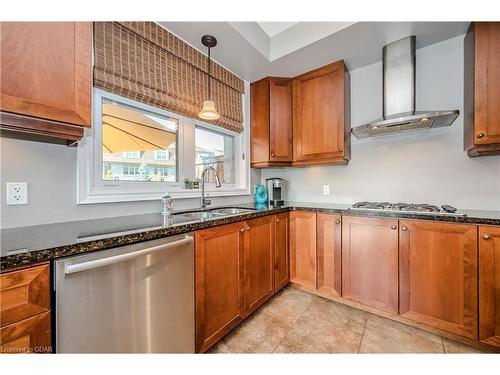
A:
[{"xmin": 2, "ymin": 202, "xmax": 500, "ymax": 271}]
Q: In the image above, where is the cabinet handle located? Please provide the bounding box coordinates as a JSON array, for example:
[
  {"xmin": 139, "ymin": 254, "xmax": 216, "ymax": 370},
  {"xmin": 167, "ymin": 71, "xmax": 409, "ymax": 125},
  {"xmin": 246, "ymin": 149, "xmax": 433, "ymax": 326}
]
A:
[
  {"xmin": 245, "ymin": 227, "xmax": 250, "ymax": 231},
  {"xmin": 276, "ymin": 219, "xmax": 280, "ymax": 223},
  {"xmin": 477, "ymin": 133, "xmax": 485, "ymax": 139},
  {"xmin": 483, "ymin": 234, "xmax": 491, "ymax": 240},
  {"xmin": 240, "ymin": 228, "xmax": 245, "ymax": 232},
  {"xmin": 271, "ymin": 151, "xmax": 275, "ymax": 157},
  {"xmin": 391, "ymin": 225, "xmax": 397, "ymax": 230},
  {"xmin": 338, "ymin": 148, "xmax": 343, "ymax": 152},
  {"xmin": 401, "ymin": 226, "xmax": 408, "ymax": 231},
  {"xmin": 335, "ymin": 219, "xmax": 341, "ymax": 224}
]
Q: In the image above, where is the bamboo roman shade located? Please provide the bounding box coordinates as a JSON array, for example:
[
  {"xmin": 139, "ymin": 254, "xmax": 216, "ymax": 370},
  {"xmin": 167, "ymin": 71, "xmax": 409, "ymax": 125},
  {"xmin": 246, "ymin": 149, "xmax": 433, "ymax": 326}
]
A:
[{"xmin": 93, "ymin": 22, "xmax": 245, "ymax": 133}]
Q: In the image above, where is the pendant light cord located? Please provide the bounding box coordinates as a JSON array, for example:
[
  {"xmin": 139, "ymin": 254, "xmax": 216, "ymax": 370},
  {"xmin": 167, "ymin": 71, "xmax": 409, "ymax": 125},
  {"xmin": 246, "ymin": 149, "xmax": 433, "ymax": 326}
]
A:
[{"xmin": 208, "ymin": 46, "xmax": 211, "ymax": 100}]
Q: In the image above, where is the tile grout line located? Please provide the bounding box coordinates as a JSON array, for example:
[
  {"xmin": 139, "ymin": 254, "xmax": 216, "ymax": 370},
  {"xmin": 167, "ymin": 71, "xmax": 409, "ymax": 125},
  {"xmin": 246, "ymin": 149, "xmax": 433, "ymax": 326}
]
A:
[
  {"xmin": 441, "ymin": 338, "xmax": 447, "ymax": 354},
  {"xmin": 357, "ymin": 319, "xmax": 368, "ymax": 354}
]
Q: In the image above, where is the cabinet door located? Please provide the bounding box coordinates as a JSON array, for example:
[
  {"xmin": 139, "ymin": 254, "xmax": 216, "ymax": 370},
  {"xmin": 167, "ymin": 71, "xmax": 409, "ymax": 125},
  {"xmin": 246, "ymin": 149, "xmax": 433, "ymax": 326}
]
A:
[
  {"xmin": 195, "ymin": 222, "xmax": 245, "ymax": 353},
  {"xmin": 479, "ymin": 226, "xmax": 500, "ymax": 347},
  {"xmin": 342, "ymin": 216, "xmax": 399, "ymax": 314},
  {"xmin": 293, "ymin": 60, "xmax": 350, "ymax": 166},
  {"xmin": 474, "ymin": 23, "xmax": 500, "ymax": 146},
  {"xmin": 250, "ymin": 78, "xmax": 270, "ymax": 165},
  {"xmin": 317, "ymin": 213, "xmax": 342, "ymax": 297},
  {"xmin": 274, "ymin": 212, "xmax": 290, "ymax": 292},
  {"xmin": 399, "ymin": 220, "xmax": 478, "ymax": 339},
  {"xmin": 244, "ymin": 216, "xmax": 275, "ymax": 315},
  {"xmin": 0, "ymin": 22, "xmax": 91, "ymax": 126},
  {"xmin": 290, "ymin": 211, "xmax": 317, "ymax": 288},
  {"xmin": 1, "ymin": 264, "xmax": 50, "ymax": 327},
  {"xmin": 269, "ymin": 79, "xmax": 293, "ymax": 162},
  {"xmin": 0, "ymin": 312, "xmax": 51, "ymax": 354}
]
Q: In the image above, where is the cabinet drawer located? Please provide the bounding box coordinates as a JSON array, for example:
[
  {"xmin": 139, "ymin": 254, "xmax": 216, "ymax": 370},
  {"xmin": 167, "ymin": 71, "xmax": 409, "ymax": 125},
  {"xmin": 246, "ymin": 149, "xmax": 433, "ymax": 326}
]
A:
[
  {"xmin": 0, "ymin": 312, "xmax": 51, "ymax": 354},
  {"xmin": 0, "ymin": 264, "xmax": 50, "ymax": 327}
]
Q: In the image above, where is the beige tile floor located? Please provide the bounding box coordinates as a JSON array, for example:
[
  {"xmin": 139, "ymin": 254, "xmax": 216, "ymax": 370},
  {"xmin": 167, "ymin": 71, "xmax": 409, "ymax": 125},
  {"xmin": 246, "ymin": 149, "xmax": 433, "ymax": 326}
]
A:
[{"xmin": 208, "ymin": 286, "xmax": 484, "ymax": 354}]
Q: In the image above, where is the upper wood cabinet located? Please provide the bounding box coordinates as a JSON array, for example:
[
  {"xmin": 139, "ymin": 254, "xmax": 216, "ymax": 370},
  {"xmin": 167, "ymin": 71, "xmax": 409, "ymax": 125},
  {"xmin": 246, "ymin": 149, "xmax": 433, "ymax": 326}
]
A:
[
  {"xmin": 293, "ymin": 60, "xmax": 351, "ymax": 166},
  {"xmin": 195, "ymin": 222, "xmax": 245, "ymax": 353},
  {"xmin": 464, "ymin": 22, "xmax": 500, "ymax": 157},
  {"xmin": 274, "ymin": 212, "xmax": 290, "ymax": 292},
  {"xmin": 290, "ymin": 211, "xmax": 317, "ymax": 289},
  {"xmin": 244, "ymin": 216, "xmax": 275, "ymax": 315},
  {"xmin": 316, "ymin": 213, "xmax": 342, "ymax": 297},
  {"xmin": 342, "ymin": 216, "xmax": 399, "ymax": 314},
  {"xmin": 0, "ymin": 264, "xmax": 51, "ymax": 354},
  {"xmin": 479, "ymin": 225, "xmax": 500, "ymax": 347},
  {"xmin": 250, "ymin": 77, "xmax": 293, "ymax": 167},
  {"xmin": 0, "ymin": 22, "xmax": 92, "ymax": 142},
  {"xmin": 399, "ymin": 220, "xmax": 478, "ymax": 339}
]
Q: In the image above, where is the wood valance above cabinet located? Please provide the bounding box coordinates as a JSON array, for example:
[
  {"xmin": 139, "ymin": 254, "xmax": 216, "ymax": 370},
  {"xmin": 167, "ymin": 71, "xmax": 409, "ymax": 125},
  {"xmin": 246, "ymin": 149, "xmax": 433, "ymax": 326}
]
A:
[{"xmin": 250, "ymin": 60, "xmax": 351, "ymax": 167}]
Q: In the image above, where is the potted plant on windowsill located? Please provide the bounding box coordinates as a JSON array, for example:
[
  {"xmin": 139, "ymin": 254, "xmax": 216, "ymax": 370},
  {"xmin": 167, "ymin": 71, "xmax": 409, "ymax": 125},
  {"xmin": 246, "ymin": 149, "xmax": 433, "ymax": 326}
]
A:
[{"xmin": 184, "ymin": 178, "xmax": 194, "ymax": 189}]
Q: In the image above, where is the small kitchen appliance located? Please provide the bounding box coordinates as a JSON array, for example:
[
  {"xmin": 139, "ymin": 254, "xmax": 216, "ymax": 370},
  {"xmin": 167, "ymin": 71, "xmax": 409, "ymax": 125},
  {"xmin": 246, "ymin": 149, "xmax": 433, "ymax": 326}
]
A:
[{"xmin": 266, "ymin": 177, "xmax": 286, "ymax": 206}]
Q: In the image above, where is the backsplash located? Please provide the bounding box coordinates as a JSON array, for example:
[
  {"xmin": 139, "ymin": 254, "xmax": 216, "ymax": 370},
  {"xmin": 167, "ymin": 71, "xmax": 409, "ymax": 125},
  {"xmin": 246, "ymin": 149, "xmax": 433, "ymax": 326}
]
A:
[{"xmin": 261, "ymin": 35, "xmax": 500, "ymax": 210}]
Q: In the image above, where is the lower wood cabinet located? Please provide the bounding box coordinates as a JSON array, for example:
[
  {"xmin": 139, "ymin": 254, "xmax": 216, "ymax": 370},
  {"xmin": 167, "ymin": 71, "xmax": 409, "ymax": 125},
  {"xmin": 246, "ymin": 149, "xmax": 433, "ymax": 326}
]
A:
[
  {"xmin": 399, "ymin": 220, "xmax": 478, "ymax": 339},
  {"xmin": 0, "ymin": 312, "xmax": 51, "ymax": 354},
  {"xmin": 195, "ymin": 214, "xmax": 290, "ymax": 352},
  {"xmin": 244, "ymin": 215, "xmax": 275, "ymax": 315},
  {"xmin": 195, "ymin": 222, "xmax": 245, "ymax": 353},
  {"xmin": 290, "ymin": 211, "xmax": 317, "ymax": 288},
  {"xmin": 316, "ymin": 213, "xmax": 342, "ymax": 297},
  {"xmin": 0, "ymin": 264, "xmax": 51, "ymax": 354},
  {"xmin": 342, "ymin": 216, "xmax": 399, "ymax": 314},
  {"xmin": 479, "ymin": 225, "xmax": 500, "ymax": 346},
  {"xmin": 274, "ymin": 212, "xmax": 290, "ymax": 291}
]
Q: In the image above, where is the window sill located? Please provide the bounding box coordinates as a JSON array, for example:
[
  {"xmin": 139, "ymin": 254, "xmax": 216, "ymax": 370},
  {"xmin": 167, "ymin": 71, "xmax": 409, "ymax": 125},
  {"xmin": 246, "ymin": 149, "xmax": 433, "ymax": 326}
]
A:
[{"xmin": 77, "ymin": 187, "xmax": 252, "ymax": 205}]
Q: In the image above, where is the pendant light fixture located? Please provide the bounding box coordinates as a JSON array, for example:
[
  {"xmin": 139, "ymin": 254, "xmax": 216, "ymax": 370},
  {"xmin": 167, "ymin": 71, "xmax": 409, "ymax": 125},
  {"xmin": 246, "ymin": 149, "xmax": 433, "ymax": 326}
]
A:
[{"xmin": 198, "ymin": 35, "xmax": 221, "ymax": 121}]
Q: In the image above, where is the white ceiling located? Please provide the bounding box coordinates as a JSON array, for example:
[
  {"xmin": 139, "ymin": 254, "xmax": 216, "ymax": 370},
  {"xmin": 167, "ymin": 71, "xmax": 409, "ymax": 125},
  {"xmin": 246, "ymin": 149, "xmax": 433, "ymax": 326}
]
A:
[
  {"xmin": 160, "ymin": 22, "xmax": 470, "ymax": 82},
  {"xmin": 257, "ymin": 22, "xmax": 298, "ymax": 37}
]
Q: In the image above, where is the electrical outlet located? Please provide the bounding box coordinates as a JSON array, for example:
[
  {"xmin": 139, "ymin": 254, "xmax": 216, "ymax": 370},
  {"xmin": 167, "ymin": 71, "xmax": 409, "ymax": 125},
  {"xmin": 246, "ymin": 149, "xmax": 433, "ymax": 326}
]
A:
[
  {"xmin": 7, "ymin": 183, "xmax": 28, "ymax": 205},
  {"xmin": 322, "ymin": 185, "xmax": 330, "ymax": 195}
]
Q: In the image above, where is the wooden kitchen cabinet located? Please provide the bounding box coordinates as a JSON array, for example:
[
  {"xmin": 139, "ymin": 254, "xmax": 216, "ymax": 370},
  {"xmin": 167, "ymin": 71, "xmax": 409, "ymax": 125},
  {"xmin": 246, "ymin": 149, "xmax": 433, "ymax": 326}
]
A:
[
  {"xmin": 250, "ymin": 77, "xmax": 293, "ymax": 167},
  {"xmin": 290, "ymin": 211, "xmax": 317, "ymax": 289},
  {"xmin": 316, "ymin": 213, "xmax": 342, "ymax": 297},
  {"xmin": 341, "ymin": 216, "xmax": 399, "ymax": 314},
  {"xmin": 0, "ymin": 22, "xmax": 92, "ymax": 142},
  {"xmin": 195, "ymin": 222, "xmax": 245, "ymax": 353},
  {"xmin": 274, "ymin": 212, "xmax": 290, "ymax": 292},
  {"xmin": 292, "ymin": 60, "xmax": 351, "ymax": 166},
  {"xmin": 0, "ymin": 312, "xmax": 51, "ymax": 354},
  {"xmin": 0, "ymin": 264, "xmax": 51, "ymax": 354},
  {"xmin": 244, "ymin": 216, "xmax": 275, "ymax": 315},
  {"xmin": 399, "ymin": 220, "xmax": 478, "ymax": 339},
  {"xmin": 464, "ymin": 22, "xmax": 500, "ymax": 157},
  {"xmin": 479, "ymin": 226, "xmax": 500, "ymax": 347}
]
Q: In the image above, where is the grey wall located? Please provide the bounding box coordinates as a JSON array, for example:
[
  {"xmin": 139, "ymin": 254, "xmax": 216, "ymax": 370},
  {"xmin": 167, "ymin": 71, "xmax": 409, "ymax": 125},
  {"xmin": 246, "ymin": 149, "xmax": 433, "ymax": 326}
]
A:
[
  {"xmin": 0, "ymin": 135, "xmax": 260, "ymax": 228},
  {"xmin": 262, "ymin": 35, "xmax": 500, "ymax": 210}
]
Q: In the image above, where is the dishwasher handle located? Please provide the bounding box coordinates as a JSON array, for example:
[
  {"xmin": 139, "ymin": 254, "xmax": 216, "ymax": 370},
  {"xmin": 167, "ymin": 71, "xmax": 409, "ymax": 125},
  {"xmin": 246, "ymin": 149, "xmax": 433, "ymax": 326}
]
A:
[{"xmin": 65, "ymin": 236, "xmax": 193, "ymax": 275}]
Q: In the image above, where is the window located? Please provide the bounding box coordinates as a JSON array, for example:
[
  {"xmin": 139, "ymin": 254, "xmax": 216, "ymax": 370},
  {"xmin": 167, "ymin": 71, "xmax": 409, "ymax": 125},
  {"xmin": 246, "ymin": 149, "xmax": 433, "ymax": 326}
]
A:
[
  {"xmin": 154, "ymin": 150, "xmax": 170, "ymax": 161},
  {"xmin": 77, "ymin": 89, "xmax": 249, "ymax": 204},
  {"xmin": 100, "ymin": 98, "xmax": 178, "ymax": 182},
  {"xmin": 195, "ymin": 127, "xmax": 234, "ymax": 184}
]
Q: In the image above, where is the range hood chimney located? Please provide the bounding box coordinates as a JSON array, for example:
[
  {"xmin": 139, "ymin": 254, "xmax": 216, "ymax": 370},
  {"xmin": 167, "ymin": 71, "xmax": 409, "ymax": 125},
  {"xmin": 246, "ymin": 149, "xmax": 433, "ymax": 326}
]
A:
[{"xmin": 351, "ymin": 36, "xmax": 459, "ymax": 139}]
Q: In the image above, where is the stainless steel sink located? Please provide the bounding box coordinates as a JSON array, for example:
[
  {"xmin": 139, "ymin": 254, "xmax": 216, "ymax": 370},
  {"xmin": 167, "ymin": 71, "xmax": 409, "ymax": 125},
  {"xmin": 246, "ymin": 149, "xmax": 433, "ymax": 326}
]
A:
[
  {"xmin": 208, "ymin": 207, "xmax": 257, "ymax": 215},
  {"xmin": 170, "ymin": 207, "xmax": 256, "ymax": 225}
]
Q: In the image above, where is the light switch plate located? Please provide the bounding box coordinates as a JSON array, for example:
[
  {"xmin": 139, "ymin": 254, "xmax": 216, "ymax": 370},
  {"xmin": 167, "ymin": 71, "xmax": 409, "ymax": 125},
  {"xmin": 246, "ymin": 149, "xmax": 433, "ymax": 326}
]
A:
[
  {"xmin": 323, "ymin": 185, "xmax": 330, "ymax": 195},
  {"xmin": 7, "ymin": 182, "xmax": 28, "ymax": 205}
]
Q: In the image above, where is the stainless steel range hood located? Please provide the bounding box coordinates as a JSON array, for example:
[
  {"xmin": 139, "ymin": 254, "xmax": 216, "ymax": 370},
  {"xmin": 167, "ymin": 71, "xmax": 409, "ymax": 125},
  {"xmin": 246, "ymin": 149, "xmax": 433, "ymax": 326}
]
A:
[{"xmin": 351, "ymin": 36, "xmax": 459, "ymax": 139}]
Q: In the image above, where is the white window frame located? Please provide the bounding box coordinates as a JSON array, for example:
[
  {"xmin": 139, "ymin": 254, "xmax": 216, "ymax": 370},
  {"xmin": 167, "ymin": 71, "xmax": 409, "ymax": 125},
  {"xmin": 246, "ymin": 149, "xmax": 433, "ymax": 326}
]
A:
[{"xmin": 77, "ymin": 87, "xmax": 250, "ymax": 204}]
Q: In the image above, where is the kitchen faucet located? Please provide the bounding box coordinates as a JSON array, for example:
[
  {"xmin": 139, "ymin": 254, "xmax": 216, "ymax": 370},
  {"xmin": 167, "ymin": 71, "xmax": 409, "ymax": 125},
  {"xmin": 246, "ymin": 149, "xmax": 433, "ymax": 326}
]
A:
[{"xmin": 200, "ymin": 166, "xmax": 222, "ymax": 208}]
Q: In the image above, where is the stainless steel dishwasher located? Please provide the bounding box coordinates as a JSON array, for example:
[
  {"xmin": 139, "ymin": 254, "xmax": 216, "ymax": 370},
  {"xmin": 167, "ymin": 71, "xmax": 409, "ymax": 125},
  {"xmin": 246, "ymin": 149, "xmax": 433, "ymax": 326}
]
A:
[{"xmin": 54, "ymin": 233, "xmax": 194, "ymax": 353}]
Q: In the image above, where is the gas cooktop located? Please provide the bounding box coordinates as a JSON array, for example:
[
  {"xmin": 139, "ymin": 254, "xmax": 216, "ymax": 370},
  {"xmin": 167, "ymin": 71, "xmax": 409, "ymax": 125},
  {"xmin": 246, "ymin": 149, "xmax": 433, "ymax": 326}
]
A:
[{"xmin": 351, "ymin": 201, "xmax": 465, "ymax": 216}]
